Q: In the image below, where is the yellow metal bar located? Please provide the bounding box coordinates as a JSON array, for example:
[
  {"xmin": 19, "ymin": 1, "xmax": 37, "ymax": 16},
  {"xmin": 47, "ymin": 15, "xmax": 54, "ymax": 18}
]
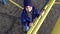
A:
[
  {"xmin": 31, "ymin": 0, "xmax": 56, "ymax": 34},
  {"xmin": 27, "ymin": 0, "xmax": 55, "ymax": 34},
  {"xmin": 51, "ymin": 16, "xmax": 60, "ymax": 34},
  {"xmin": 27, "ymin": 0, "xmax": 53, "ymax": 34},
  {"xmin": 27, "ymin": 16, "xmax": 41, "ymax": 34},
  {"xmin": 44, "ymin": 1, "xmax": 50, "ymax": 10},
  {"xmin": 55, "ymin": 2, "xmax": 60, "ymax": 4},
  {"xmin": 9, "ymin": 0, "xmax": 24, "ymax": 9},
  {"xmin": 27, "ymin": 2, "xmax": 49, "ymax": 34}
]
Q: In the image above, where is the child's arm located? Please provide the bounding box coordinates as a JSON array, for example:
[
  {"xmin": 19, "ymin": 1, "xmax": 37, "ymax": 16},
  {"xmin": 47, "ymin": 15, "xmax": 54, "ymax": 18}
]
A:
[
  {"xmin": 21, "ymin": 11, "xmax": 26, "ymax": 26},
  {"xmin": 33, "ymin": 7, "xmax": 44, "ymax": 17}
]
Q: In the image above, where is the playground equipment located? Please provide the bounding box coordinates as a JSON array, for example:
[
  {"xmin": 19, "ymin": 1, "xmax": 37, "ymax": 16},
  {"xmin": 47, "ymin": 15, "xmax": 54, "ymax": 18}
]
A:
[
  {"xmin": 55, "ymin": 2, "xmax": 60, "ymax": 4},
  {"xmin": 9, "ymin": 0, "xmax": 23, "ymax": 9},
  {"xmin": 30, "ymin": 0, "xmax": 56, "ymax": 34},
  {"xmin": 8, "ymin": 0, "xmax": 60, "ymax": 34},
  {"xmin": 51, "ymin": 16, "xmax": 60, "ymax": 34}
]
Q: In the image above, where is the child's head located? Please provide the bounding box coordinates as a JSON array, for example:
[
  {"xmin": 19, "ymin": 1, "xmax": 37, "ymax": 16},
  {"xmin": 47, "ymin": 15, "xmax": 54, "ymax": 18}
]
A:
[
  {"xmin": 24, "ymin": 0, "xmax": 33, "ymax": 12},
  {"xmin": 26, "ymin": 6, "xmax": 32, "ymax": 12}
]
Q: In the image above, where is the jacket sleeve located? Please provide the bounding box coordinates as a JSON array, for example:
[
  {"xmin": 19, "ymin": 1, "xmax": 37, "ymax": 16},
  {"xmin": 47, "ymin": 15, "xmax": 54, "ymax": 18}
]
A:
[
  {"xmin": 33, "ymin": 7, "xmax": 40, "ymax": 17},
  {"xmin": 21, "ymin": 11, "xmax": 26, "ymax": 26}
]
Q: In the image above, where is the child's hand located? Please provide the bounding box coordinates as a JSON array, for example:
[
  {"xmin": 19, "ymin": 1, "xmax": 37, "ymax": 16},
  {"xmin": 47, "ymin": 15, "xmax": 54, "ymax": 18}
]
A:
[
  {"xmin": 41, "ymin": 11, "xmax": 44, "ymax": 16},
  {"xmin": 29, "ymin": 23, "xmax": 33, "ymax": 27},
  {"xmin": 41, "ymin": 10, "xmax": 44, "ymax": 16}
]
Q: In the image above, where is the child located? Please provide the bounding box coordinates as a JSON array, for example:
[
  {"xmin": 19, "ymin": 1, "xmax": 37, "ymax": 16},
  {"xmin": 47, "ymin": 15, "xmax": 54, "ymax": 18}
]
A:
[
  {"xmin": 21, "ymin": 0, "xmax": 44, "ymax": 33},
  {"xmin": 2, "ymin": 0, "xmax": 6, "ymax": 5}
]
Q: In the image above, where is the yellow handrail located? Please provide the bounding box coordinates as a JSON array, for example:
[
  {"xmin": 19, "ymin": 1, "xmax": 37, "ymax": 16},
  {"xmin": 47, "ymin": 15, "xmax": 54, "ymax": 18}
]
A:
[
  {"xmin": 27, "ymin": 16, "xmax": 41, "ymax": 34},
  {"xmin": 27, "ymin": 0, "xmax": 50, "ymax": 34},
  {"xmin": 31, "ymin": 0, "xmax": 56, "ymax": 34},
  {"xmin": 9, "ymin": 0, "xmax": 24, "ymax": 9},
  {"xmin": 27, "ymin": 0, "xmax": 55, "ymax": 34},
  {"xmin": 51, "ymin": 16, "xmax": 60, "ymax": 34},
  {"xmin": 55, "ymin": 2, "xmax": 60, "ymax": 4}
]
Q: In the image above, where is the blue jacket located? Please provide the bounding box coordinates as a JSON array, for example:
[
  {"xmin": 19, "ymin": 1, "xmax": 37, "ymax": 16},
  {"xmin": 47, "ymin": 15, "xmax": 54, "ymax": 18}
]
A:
[{"xmin": 21, "ymin": 7, "xmax": 40, "ymax": 26}]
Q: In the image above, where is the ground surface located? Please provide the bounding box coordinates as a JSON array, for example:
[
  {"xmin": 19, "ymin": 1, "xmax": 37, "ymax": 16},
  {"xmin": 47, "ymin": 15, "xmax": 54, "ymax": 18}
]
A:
[{"xmin": 0, "ymin": 0, "xmax": 60, "ymax": 34}]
